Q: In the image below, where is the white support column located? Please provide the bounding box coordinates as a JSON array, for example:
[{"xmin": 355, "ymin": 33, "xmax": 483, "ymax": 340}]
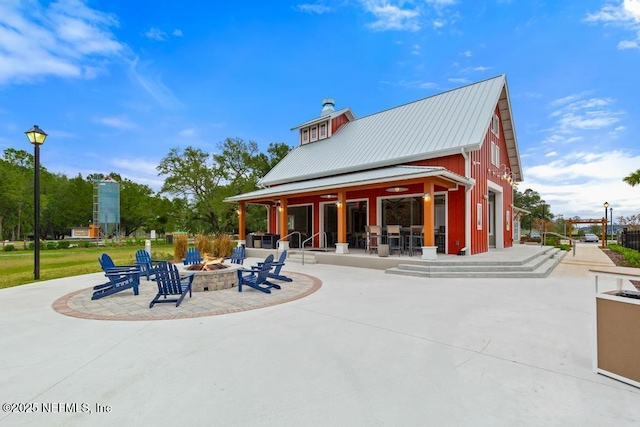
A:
[
  {"xmin": 421, "ymin": 246, "xmax": 437, "ymax": 260},
  {"xmin": 278, "ymin": 240, "xmax": 290, "ymax": 251},
  {"xmin": 335, "ymin": 243, "xmax": 349, "ymax": 254}
]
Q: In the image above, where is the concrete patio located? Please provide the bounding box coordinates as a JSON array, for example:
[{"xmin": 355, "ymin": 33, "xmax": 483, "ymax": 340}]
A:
[{"xmin": 0, "ymin": 244, "xmax": 638, "ymax": 426}]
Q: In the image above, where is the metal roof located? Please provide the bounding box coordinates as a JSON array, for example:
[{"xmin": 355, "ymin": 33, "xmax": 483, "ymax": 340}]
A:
[
  {"xmin": 225, "ymin": 166, "xmax": 475, "ymax": 202},
  {"xmin": 261, "ymin": 75, "xmax": 521, "ymax": 186}
]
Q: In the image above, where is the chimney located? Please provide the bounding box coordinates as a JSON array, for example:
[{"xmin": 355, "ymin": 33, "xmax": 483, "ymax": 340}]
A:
[{"xmin": 321, "ymin": 98, "xmax": 335, "ymax": 116}]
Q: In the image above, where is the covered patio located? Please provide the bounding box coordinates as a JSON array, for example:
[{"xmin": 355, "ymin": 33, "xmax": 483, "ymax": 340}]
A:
[{"xmin": 228, "ymin": 165, "xmax": 474, "ymax": 260}]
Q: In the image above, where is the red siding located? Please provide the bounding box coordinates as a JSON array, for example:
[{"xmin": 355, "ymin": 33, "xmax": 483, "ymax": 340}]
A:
[
  {"xmin": 331, "ymin": 114, "xmax": 350, "ymax": 134},
  {"xmin": 409, "ymin": 153, "xmax": 466, "ymax": 176},
  {"xmin": 469, "ymin": 105, "xmax": 514, "ymax": 254}
]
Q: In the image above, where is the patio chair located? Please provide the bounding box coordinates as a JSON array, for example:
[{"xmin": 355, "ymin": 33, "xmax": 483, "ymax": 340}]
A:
[
  {"xmin": 93, "ymin": 254, "xmax": 141, "ymax": 300},
  {"xmin": 135, "ymin": 249, "xmax": 164, "ymax": 280},
  {"xmin": 405, "ymin": 225, "xmax": 424, "ymax": 256},
  {"xmin": 237, "ymin": 254, "xmax": 278, "ymax": 294},
  {"xmin": 183, "ymin": 247, "xmax": 202, "ymax": 265},
  {"xmin": 386, "ymin": 225, "xmax": 403, "ymax": 255},
  {"xmin": 149, "ymin": 262, "xmax": 194, "ymax": 308},
  {"xmin": 366, "ymin": 225, "xmax": 381, "ymax": 254},
  {"xmin": 224, "ymin": 246, "xmax": 246, "ymax": 265},
  {"xmin": 256, "ymin": 250, "xmax": 292, "ymax": 285},
  {"xmin": 98, "ymin": 253, "xmax": 139, "ymax": 274},
  {"xmin": 92, "ymin": 269, "xmax": 141, "ymax": 300}
]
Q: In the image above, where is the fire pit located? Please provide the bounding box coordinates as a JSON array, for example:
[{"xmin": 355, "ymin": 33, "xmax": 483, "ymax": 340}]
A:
[{"xmin": 178, "ymin": 255, "xmax": 240, "ymax": 292}]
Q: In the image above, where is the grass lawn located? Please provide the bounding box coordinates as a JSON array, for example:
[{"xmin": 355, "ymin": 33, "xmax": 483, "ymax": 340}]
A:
[{"xmin": 0, "ymin": 245, "xmax": 175, "ymax": 289}]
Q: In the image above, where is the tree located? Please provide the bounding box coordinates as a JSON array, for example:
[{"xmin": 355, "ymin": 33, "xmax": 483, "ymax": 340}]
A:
[
  {"xmin": 623, "ymin": 170, "xmax": 640, "ymax": 187},
  {"xmin": 617, "ymin": 215, "xmax": 640, "ymax": 231},
  {"xmin": 157, "ymin": 140, "xmax": 292, "ymax": 234},
  {"xmin": 157, "ymin": 146, "xmax": 226, "ymax": 232},
  {"xmin": 119, "ymin": 178, "xmax": 156, "ymax": 236},
  {"xmin": 0, "ymin": 149, "xmax": 34, "ymax": 240}
]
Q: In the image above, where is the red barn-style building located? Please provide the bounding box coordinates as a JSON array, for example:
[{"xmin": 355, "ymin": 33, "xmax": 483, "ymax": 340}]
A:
[{"xmin": 227, "ymin": 75, "xmax": 522, "ymax": 258}]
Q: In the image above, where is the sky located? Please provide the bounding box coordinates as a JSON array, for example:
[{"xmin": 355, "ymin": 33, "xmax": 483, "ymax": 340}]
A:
[{"xmin": 0, "ymin": 0, "xmax": 639, "ymax": 221}]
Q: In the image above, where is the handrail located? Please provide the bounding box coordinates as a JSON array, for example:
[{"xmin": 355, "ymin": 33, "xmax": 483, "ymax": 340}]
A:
[
  {"xmin": 541, "ymin": 231, "xmax": 577, "ymax": 257},
  {"xmin": 276, "ymin": 231, "xmax": 301, "ymax": 258},
  {"xmin": 301, "ymin": 231, "xmax": 328, "ymax": 265}
]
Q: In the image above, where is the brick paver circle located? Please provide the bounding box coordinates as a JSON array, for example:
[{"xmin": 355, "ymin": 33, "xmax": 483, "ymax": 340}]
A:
[{"xmin": 53, "ymin": 271, "xmax": 321, "ymax": 321}]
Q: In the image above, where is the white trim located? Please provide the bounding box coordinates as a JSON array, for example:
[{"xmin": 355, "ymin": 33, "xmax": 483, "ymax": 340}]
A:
[{"xmin": 487, "ymin": 180, "xmax": 504, "ymax": 249}]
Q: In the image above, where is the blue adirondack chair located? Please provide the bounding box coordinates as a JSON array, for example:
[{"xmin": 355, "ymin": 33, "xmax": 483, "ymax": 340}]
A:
[
  {"xmin": 183, "ymin": 247, "xmax": 202, "ymax": 265},
  {"xmin": 224, "ymin": 246, "xmax": 246, "ymax": 265},
  {"xmin": 135, "ymin": 249, "xmax": 164, "ymax": 280},
  {"xmin": 237, "ymin": 254, "xmax": 278, "ymax": 294},
  {"xmin": 98, "ymin": 253, "xmax": 139, "ymax": 274},
  {"xmin": 256, "ymin": 250, "xmax": 292, "ymax": 285},
  {"xmin": 93, "ymin": 254, "xmax": 141, "ymax": 300},
  {"xmin": 150, "ymin": 262, "xmax": 195, "ymax": 308}
]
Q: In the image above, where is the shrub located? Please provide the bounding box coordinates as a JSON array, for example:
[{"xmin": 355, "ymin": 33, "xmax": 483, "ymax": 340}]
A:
[
  {"xmin": 151, "ymin": 251, "xmax": 173, "ymax": 261},
  {"xmin": 79, "ymin": 241, "xmax": 93, "ymax": 248},
  {"xmin": 27, "ymin": 242, "xmax": 47, "ymax": 250},
  {"xmin": 46, "ymin": 241, "xmax": 58, "ymax": 250},
  {"xmin": 554, "ymin": 243, "xmax": 571, "ymax": 251},
  {"xmin": 608, "ymin": 244, "xmax": 640, "ymax": 268},
  {"xmin": 211, "ymin": 234, "xmax": 234, "ymax": 258},
  {"xmin": 3, "ymin": 244, "xmax": 15, "ymax": 252},
  {"xmin": 195, "ymin": 234, "xmax": 213, "ymax": 255},
  {"xmin": 173, "ymin": 234, "xmax": 188, "ymax": 262},
  {"xmin": 57, "ymin": 241, "xmax": 71, "ymax": 249}
]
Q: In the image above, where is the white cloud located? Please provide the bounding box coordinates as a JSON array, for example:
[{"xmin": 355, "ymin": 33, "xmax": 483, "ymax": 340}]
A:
[
  {"xmin": 294, "ymin": 3, "xmax": 333, "ymax": 14},
  {"xmin": 127, "ymin": 57, "xmax": 181, "ymax": 109},
  {"xmin": 522, "ymin": 150, "xmax": 640, "ymax": 218},
  {"xmin": 173, "ymin": 29, "xmax": 183, "ymax": 37},
  {"xmin": 145, "ymin": 27, "xmax": 167, "ymax": 41},
  {"xmin": 108, "ymin": 158, "xmax": 164, "ymax": 190},
  {"xmin": 461, "ymin": 65, "xmax": 492, "ymax": 73},
  {"xmin": 0, "ymin": 0, "xmax": 123, "ymax": 85},
  {"xmin": 398, "ymin": 80, "xmax": 438, "ymax": 89},
  {"xmin": 460, "ymin": 50, "xmax": 472, "ymax": 57},
  {"xmin": 448, "ymin": 77, "xmax": 469, "ymax": 84},
  {"xmin": 361, "ymin": 1, "xmax": 421, "ymax": 31},
  {"xmin": 179, "ymin": 128, "xmax": 195, "ymax": 137},
  {"xmin": 95, "ymin": 116, "xmax": 137, "ymax": 129},
  {"xmin": 545, "ymin": 151, "xmax": 557, "ymax": 157},
  {"xmin": 548, "ymin": 96, "xmax": 624, "ymax": 135},
  {"xmin": 585, "ymin": 0, "xmax": 640, "ymax": 48},
  {"xmin": 618, "ymin": 39, "xmax": 639, "ymax": 49},
  {"xmin": 426, "ymin": 0, "xmax": 457, "ymax": 5}
]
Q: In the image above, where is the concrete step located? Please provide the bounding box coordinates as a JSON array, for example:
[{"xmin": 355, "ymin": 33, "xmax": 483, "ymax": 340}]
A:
[
  {"xmin": 386, "ymin": 248, "xmax": 567, "ymax": 278},
  {"xmin": 287, "ymin": 253, "xmax": 318, "ymax": 264}
]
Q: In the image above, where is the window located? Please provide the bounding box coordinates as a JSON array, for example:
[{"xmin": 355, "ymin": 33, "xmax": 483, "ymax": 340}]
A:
[
  {"xmin": 311, "ymin": 126, "xmax": 318, "ymax": 141},
  {"xmin": 491, "ymin": 114, "xmax": 500, "ymax": 137},
  {"xmin": 302, "ymin": 129, "xmax": 309, "ymax": 143},
  {"xmin": 320, "ymin": 123, "xmax": 326, "ymax": 138},
  {"xmin": 491, "ymin": 142, "xmax": 500, "ymax": 166},
  {"xmin": 477, "ymin": 203, "xmax": 483, "ymax": 230}
]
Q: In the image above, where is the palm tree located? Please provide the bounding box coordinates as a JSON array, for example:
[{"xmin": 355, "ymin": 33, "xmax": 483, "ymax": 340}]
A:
[{"xmin": 623, "ymin": 170, "xmax": 640, "ymax": 187}]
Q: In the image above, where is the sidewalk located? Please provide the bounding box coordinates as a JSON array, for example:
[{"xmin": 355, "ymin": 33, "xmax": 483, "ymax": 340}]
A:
[{"xmin": 0, "ymin": 246, "xmax": 638, "ymax": 426}]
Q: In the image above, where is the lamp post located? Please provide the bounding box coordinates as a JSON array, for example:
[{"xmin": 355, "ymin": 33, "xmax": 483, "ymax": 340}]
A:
[
  {"xmin": 610, "ymin": 207, "xmax": 613, "ymax": 242},
  {"xmin": 541, "ymin": 199, "xmax": 546, "ymax": 243},
  {"xmin": 604, "ymin": 201, "xmax": 609, "ymax": 244},
  {"xmin": 25, "ymin": 125, "xmax": 47, "ymax": 280}
]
